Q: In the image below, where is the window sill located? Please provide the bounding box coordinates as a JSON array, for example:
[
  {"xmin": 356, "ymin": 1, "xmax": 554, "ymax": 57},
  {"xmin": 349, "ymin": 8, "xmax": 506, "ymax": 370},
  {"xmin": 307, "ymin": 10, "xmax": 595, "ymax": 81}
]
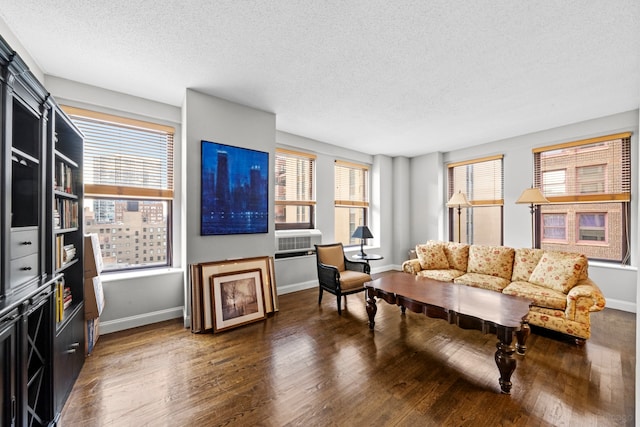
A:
[
  {"xmin": 344, "ymin": 245, "xmax": 379, "ymax": 254},
  {"xmin": 100, "ymin": 267, "xmax": 184, "ymax": 283},
  {"xmin": 588, "ymin": 261, "xmax": 637, "ymax": 272}
]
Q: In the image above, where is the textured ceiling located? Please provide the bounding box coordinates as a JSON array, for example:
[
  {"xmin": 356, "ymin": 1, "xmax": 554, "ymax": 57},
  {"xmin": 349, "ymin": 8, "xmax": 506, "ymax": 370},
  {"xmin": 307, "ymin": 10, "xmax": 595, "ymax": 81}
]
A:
[{"xmin": 0, "ymin": 1, "xmax": 638, "ymax": 157}]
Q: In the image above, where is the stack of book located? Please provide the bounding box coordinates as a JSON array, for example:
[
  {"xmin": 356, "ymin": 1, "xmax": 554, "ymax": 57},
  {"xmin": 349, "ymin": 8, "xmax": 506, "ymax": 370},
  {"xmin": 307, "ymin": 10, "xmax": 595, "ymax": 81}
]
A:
[{"xmin": 55, "ymin": 235, "xmax": 76, "ymax": 269}]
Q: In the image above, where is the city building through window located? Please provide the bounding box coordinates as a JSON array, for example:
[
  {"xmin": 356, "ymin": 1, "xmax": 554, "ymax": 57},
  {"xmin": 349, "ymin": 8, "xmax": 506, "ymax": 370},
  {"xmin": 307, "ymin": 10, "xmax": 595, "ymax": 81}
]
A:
[{"xmin": 534, "ymin": 133, "xmax": 631, "ymax": 263}]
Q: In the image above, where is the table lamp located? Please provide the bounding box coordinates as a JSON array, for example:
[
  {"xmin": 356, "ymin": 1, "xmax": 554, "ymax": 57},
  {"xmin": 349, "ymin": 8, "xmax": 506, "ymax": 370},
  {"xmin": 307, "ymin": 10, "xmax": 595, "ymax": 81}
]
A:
[{"xmin": 352, "ymin": 225, "xmax": 373, "ymax": 257}]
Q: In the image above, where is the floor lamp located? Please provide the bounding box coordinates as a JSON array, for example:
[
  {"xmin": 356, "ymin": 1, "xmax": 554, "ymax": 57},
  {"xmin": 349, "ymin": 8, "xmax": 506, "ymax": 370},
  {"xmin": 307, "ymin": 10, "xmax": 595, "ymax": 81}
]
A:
[
  {"xmin": 516, "ymin": 187, "xmax": 549, "ymax": 249},
  {"xmin": 447, "ymin": 191, "xmax": 471, "ymax": 243}
]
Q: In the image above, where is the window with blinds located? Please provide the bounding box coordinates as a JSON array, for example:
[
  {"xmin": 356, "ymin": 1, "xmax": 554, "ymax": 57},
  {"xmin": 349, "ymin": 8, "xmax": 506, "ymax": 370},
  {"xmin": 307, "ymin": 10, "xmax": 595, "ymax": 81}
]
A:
[
  {"xmin": 275, "ymin": 148, "xmax": 316, "ymax": 229},
  {"xmin": 62, "ymin": 106, "xmax": 174, "ymax": 271},
  {"xmin": 334, "ymin": 160, "xmax": 369, "ymax": 246},
  {"xmin": 447, "ymin": 155, "xmax": 504, "ymax": 245},
  {"xmin": 534, "ymin": 132, "xmax": 631, "ymax": 262}
]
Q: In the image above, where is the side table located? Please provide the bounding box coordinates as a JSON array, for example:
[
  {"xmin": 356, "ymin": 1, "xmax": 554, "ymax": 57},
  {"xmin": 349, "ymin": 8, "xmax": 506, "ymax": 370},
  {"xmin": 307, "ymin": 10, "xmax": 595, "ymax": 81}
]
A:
[{"xmin": 352, "ymin": 253, "xmax": 383, "ymax": 266}]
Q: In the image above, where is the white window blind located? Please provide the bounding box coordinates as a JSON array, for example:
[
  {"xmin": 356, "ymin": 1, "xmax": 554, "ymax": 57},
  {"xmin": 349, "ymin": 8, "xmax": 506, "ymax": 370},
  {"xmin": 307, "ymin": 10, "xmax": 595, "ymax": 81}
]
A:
[
  {"xmin": 275, "ymin": 148, "xmax": 316, "ymax": 229},
  {"xmin": 62, "ymin": 106, "xmax": 174, "ymax": 200},
  {"xmin": 534, "ymin": 133, "xmax": 630, "ymax": 203},
  {"xmin": 334, "ymin": 160, "xmax": 369, "ymax": 207},
  {"xmin": 448, "ymin": 155, "xmax": 504, "ymax": 206}
]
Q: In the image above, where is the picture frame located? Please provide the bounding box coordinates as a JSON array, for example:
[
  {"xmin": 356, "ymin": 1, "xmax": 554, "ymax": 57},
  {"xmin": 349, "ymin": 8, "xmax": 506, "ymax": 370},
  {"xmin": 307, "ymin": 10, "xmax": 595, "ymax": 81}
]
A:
[
  {"xmin": 210, "ymin": 269, "xmax": 266, "ymax": 333},
  {"xmin": 200, "ymin": 140, "xmax": 269, "ymax": 236},
  {"xmin": 191, "ymin": 256, "xmax": 278, "ymax": 332}
]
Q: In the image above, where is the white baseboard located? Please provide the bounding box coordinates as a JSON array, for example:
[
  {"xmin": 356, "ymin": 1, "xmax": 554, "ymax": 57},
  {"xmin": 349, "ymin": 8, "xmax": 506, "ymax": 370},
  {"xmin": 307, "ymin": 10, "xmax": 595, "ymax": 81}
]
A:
[
  {"xmin": 100, "ymin": 306, "xmax": 184, "ymax": 334},
  {"xmin": 277, "ymin": 280, "xmax": 317, "ymax": 295},
  {"xmin": 604, "ymin": 298, "xmax": 636, "ymax": 313}
]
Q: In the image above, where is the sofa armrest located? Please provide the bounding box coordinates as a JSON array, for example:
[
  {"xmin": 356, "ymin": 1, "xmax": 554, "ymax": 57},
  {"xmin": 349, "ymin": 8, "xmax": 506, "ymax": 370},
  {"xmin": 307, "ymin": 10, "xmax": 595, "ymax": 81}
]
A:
[
  {"xmin": 402, "ymin": 259, "xmax": 422, "ymax": 275},
  {"xmin": 566, "ymin": 278, "xmax": 606, "ymax": 322}
]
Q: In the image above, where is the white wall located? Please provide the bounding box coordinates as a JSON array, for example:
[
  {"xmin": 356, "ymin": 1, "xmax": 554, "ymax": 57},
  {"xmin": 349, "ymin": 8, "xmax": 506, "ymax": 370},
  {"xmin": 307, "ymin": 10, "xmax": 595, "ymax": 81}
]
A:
[
  {"xmin": 273, "ymin": 131, "xmax": 398, "ymax": 295},
  {"xmin": 47, "ymin": 77, "xmax": 186, "ymax": 333},
  {"xmin": 183, "ymin": 89, "xmax": 276, "ymax": 263},
  {"xmin": 410, "ymin": 152, "xmax": 445, "ymax": 243},
  {"xmin": 392, "ymin": 156, "xmax": 411, "ymax": 264},
  {"xmin": 412, "ymin": 110, "xmax": 639, "ymax": 312}
]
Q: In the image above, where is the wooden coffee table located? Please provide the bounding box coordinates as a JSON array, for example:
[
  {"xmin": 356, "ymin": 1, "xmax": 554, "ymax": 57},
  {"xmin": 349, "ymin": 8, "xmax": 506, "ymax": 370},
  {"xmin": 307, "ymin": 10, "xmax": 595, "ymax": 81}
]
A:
[{"xmin": 365, "ymin": 272, "xmax": 531, "ymax": 394}]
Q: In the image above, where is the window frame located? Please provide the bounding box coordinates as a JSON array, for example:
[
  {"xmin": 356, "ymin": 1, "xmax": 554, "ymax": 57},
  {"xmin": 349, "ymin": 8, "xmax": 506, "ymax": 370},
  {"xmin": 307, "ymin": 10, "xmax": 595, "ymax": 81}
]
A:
[
  {"xmin": 447, "ymin": 155, "xmax": 504, "ymax": 245},
  {"xmin": 274, "ymin": 148, "xmax": 316, "ymax": 230},
  {"xmin": 541, "ymin": 212, "xmax": 568, "ymax": 243},
  {"xmin": 63, "ymin": 105, "xmax": 175, "ymax": 272},
  {"xmin": 576, "ymin": 212, "xmax": 608, "ymax": 244},
  {"xmin": 334, "ymin": 160, "xmax": 370, "ymax": 247},
  {"xmin": 533, "ymin": 132, "xmax": 631, "ymax": 262}
]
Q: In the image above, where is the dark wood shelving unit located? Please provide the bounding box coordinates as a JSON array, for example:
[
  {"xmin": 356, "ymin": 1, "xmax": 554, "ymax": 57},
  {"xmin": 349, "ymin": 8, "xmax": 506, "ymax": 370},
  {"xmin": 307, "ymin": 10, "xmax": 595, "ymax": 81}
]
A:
[{"xmin": 1, "ymin": 34, "xmax": 85, "ymax": 426}]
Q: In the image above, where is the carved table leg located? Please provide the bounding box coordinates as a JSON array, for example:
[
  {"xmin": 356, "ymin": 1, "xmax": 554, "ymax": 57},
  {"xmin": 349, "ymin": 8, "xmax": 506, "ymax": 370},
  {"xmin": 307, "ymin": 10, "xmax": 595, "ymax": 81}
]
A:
[
  {"xmin": 516, "ymin": 320, "xmax": 530, "ymax": 356},
  {"xmin": 366, "ymin": 290, "xmax": 377, "ymax": 330},
  {"xmin": 495, "ymin": 326, "xmax": 517, "ymax": 394}
]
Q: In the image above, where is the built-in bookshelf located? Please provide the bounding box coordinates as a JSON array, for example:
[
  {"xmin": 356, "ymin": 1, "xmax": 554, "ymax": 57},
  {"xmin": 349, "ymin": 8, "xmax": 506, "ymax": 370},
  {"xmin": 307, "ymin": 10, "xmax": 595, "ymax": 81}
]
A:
[
  {"xmin": 0, "ymin": 34, "xmax": 85, "ymax": 426},
  {"xmin": 48, "ymin": 103, "xmax": 85, "ymax": 420}
]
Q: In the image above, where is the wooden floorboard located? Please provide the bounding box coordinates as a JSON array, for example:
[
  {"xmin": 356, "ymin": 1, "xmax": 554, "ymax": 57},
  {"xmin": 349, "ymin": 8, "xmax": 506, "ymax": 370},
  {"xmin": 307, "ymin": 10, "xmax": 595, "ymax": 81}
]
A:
[{"xmin": 61, "ymin": 273, "xmax": 636, "ymax": 426}]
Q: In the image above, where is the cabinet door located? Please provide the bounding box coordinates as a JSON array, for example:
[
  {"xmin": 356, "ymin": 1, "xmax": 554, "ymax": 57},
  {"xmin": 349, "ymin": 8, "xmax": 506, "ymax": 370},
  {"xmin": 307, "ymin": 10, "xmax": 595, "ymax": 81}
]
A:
[
  {"xmin": 0, "ymin": 310, "xmax": 19, "ymax": 427},
  {"xmin": 24, "ymin": 292, "xmax": 53, "ymax": 426},
  {"xmin": 53, "ymin": 305, "xmax": 84, "ymax": 415}
]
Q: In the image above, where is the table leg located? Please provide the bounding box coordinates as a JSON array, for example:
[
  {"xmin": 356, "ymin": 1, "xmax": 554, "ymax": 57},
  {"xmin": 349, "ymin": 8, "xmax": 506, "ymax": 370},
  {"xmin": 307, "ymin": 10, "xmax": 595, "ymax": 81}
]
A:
[
  {"xmin": 495, "ymin": 326, "xmax": 516, "ymax": 394},
  {"xmin": 366, "ymin": 290, "xmax": 377, "ymax": 330},
  {"xmin": 516, "ymin": 320, "xmax": 530, "ymax": 355}
]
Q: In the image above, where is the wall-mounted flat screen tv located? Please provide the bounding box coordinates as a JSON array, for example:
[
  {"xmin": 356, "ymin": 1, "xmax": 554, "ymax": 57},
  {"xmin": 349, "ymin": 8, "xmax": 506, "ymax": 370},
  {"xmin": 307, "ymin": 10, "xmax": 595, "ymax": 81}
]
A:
[{"xmin": 201, "ymin": 140, "xmax": 269, "ymax": 235}]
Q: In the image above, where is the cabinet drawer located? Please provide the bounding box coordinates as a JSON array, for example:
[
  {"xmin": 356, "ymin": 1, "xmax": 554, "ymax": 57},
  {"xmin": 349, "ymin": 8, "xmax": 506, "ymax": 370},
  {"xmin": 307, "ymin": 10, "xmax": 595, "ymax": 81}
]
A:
[
  {"xmin": 10, "ymin": 227, "xmax": 39, "ymax": 259},
  {"xmin": 9, "ymin": 253, "xmax": 39, "ymax": 287}
]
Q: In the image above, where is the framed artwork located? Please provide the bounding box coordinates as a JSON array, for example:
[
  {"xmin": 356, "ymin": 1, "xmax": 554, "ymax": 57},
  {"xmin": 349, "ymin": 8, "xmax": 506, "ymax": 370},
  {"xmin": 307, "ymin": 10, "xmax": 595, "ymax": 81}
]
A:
[
  {"xmin": 200, "ymin": 140, "xmax": 269, "ymax": 235},
  {"xmin": 192, "ymin": 256, "xmax": 278, "ymax": 332},
  {"xmin": 210, "ymin": 269, "xmax": 266, "ymax": 332}
]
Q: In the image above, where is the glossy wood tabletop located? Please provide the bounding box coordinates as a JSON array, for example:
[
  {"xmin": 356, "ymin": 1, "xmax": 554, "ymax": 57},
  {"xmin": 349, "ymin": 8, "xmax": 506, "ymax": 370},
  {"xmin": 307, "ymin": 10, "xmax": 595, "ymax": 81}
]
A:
[{"xmin": 366, "ymin": 272, "xmax": 531, "ymax": 327}]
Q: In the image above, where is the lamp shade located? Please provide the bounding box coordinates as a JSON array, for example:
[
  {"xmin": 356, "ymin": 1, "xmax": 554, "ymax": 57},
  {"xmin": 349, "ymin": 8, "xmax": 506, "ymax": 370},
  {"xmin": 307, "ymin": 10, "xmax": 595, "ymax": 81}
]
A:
[
  {"xmin": 447, "ymin": 191, "xmax": 471, "ymax": 208},
  {"xmin": 516, "ymin": 187, "xmax": 549, "ymax": 205},
  {"xmin": 351, "ymin": 225, "xmax": 373, "ymax": 239}
]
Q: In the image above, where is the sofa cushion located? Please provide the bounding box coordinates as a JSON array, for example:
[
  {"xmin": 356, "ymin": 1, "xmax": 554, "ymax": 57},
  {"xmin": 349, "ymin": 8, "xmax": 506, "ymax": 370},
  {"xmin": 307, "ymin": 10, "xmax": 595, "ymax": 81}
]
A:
[
  {"xmin": 443, "ymin": 242, "xmax": 470, "ymax": 271},
  {"xmin": 454, "ymin": 273, "xmax": 511, "ymax": 292},
  {"xmin": 417, "ymin": 269, "xmax": 466, "ymax": 282},
  {"xmin": 466, "ymin": 245, "xmax": 515, "ymax": 280},
  {"xmin": 512, "ymin": 248, "xmax": 544, "ymax": 282},
  {"xmin": 416, "ymin": 243, "xmax": 449, "ymax": 270},
  {"xmin": 529, "ymin": 252, "xmax": 588, "ymax": 293},
  {"xmin": 503, "ymin": 281, "xmax": 567, "ymax": 310}
]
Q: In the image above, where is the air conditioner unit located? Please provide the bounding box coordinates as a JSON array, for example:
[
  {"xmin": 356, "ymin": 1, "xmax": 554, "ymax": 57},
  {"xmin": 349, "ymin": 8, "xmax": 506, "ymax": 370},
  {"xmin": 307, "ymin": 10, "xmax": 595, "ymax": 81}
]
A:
[{"xmin": 275, "ymin": 229, "xmax": 322, "ymax": 257}]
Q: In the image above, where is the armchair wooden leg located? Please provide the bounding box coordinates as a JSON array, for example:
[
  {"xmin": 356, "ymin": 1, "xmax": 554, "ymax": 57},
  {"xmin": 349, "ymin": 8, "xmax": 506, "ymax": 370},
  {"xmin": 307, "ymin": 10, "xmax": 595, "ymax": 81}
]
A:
[
  {"xmin": 318, "ymin": 288, "xmax": 323, "ymax": 304},
  {"xmin": 337, "ymin": 294, "xmax": 342, "ymax": 315}
]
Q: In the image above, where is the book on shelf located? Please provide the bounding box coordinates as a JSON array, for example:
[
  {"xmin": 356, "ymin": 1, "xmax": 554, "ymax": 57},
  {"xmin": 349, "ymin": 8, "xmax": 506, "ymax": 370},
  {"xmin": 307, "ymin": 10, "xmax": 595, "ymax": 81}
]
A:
[
  {"xmin": 55, "ymin": 235, "xmax": 76, "ymax": 269},
  {"xmin": 56, "ymin": 280, "xmax": 73, "ymax": 322},
  {"xmin": 55, "ymin": 161, "xmax": 74, "ymax": 194},
  {"xmin": 55, "ymin": 198, "xmax": 79, "ymax": 229}
]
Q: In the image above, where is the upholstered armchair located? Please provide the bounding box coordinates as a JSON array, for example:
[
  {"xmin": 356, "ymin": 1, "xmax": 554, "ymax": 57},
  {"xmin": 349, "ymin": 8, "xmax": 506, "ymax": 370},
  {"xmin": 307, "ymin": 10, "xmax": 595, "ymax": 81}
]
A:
[{"xmin": 315, "ymin": 243, "xmax": 372, "ymax": 315}]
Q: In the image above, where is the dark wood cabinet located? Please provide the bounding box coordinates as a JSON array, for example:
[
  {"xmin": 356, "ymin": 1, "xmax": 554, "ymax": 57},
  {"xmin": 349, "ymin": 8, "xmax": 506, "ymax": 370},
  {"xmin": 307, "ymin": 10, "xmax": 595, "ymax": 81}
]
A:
[
  {"xmin": 0, "ymin": 34, "xmax": 84, "ymax": 426},
  {"xmin": 0, "ymin": 308, "xmax": 19, "ymax": 427}
]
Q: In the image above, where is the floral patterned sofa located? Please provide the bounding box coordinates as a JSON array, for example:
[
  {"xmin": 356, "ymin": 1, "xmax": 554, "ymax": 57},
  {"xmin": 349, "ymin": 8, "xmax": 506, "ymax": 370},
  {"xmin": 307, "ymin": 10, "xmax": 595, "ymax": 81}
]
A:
[{"xmin": 401, "ymin": 241, "xmax": 606, "ymax": 344}]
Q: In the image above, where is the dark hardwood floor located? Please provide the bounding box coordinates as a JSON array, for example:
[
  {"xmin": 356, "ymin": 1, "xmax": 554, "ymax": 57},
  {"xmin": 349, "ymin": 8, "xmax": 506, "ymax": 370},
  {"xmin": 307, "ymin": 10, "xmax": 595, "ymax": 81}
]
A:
[{"xmin": 61, "ymin": 273, "xmax": 635, "ymax": 426}]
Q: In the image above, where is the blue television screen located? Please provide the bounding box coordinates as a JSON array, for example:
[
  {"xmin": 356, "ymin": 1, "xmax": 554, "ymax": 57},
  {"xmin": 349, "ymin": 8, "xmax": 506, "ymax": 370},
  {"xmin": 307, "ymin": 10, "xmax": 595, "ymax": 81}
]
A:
[{"xmin": 201, "ymin": 140, "xmax": 269, "ymax": 235}]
